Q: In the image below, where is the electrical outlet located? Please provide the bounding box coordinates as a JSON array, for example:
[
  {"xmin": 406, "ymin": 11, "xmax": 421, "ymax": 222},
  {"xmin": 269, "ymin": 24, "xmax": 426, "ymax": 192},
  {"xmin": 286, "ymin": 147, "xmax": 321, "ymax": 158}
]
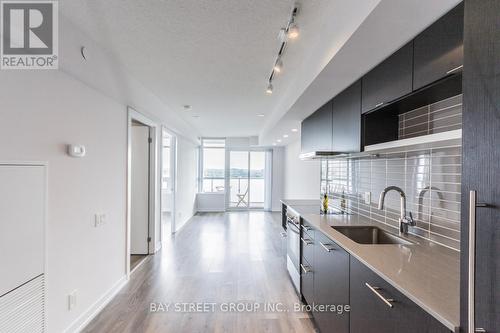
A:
[
  {"xmin": 68, "ymin": 290, "xmax": 77, "ymax": 310},
  {"xmin": 364, "ymin": 192, "xmax": 371, "ymax": 204}
]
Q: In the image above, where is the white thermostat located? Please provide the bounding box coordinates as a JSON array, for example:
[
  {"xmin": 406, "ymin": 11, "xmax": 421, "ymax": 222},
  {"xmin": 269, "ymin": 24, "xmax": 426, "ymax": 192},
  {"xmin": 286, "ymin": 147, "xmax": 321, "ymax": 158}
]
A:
[{"xmin": 67, "ymin": 144, "xmax": 86, "ymax": 158}]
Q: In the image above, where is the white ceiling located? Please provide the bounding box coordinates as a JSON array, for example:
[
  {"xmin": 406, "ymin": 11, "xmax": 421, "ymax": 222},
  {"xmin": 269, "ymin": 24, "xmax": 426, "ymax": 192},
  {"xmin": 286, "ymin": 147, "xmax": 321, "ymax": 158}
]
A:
[
  {"xmin": 59, "ymin": 0, "xmax": 383, "ymax": 138},
  {"xmin": 59, "ymin": 0, "xmax": 461, "ymax": 142}
]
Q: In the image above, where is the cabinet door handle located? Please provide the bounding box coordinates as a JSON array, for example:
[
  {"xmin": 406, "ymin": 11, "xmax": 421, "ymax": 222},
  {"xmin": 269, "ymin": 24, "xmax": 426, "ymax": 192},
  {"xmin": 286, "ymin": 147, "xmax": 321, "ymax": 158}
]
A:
[
  {"xmin": 300, "ymin": 264, "xmax": 312, "ymax": 274},
  {"xmin": 375, "ymin": 102, "xmax": 384, "ymax": 108},
  {"xmin": 446, "ymin": 64, "xmax": 463, "ymax": 75},
  {"xmin": 468, "ymin": 191, "xmax": 488, "ymax": 333},
  {"xmin": 301, "ymin": 225, "xmax": 313, "ymax": 232},
  {"xmin": 320, "ymin": 242, "xmax": 335, "ymax": 252},
  {"xmin": 365, "ymin": 283, "xmax": 394, "ymax": 308},
  {"xmin": 301, "ymin": 237, "xmax": 313, "ymax": 246}
]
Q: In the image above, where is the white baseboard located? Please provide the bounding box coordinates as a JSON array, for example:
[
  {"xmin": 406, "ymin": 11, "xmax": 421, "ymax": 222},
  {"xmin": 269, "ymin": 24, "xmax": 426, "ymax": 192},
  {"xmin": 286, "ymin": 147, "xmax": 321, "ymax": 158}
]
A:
[
  {"xmin": 197, "ymin": 209, "xmax": 225, "ymax": 212},
  {"xmin": 64, "ymin": 275, "xmax": 128, "ymax": 333}
]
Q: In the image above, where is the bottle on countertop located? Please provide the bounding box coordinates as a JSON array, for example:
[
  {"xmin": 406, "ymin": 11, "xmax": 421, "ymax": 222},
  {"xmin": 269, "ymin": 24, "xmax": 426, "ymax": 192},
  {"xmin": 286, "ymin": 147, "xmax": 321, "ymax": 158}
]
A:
[{"xmin": 322, "ymin": 193, "xmax": 329, "ymax": 214}]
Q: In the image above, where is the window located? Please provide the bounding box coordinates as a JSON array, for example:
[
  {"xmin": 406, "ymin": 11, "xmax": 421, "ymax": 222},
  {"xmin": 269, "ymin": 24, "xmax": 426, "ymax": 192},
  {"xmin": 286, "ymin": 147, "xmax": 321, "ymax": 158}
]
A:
[{"xmin": 201, "ymin": 138, "xmax": 225, "ymax": 192}]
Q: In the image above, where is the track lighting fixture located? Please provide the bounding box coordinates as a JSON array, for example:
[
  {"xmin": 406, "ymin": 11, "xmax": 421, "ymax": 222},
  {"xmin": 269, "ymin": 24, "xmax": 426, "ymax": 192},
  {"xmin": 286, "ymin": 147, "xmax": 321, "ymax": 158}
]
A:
[{"xmin": 265, "ymin": 2, "xmax": 300, "ymax": 94}]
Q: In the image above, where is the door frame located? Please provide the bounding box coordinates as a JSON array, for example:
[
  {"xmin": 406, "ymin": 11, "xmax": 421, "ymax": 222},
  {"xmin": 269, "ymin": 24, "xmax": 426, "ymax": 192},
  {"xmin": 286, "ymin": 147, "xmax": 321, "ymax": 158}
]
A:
[
  {"xmin": 126, "ymin": 107, "xmax": 158, "ymax": 278},
  {"xmin": 160, "ymin": 126, "xmax": 177, "ymax": 237},
  {"xmin": 225, "ymin": 148, "xmax": 269, "ymax": 211}
]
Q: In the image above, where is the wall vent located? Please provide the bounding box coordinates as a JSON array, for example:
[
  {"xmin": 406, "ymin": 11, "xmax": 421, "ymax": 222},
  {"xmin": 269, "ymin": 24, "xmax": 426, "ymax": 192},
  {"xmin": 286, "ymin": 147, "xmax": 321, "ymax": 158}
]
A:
[{"xmin": 0, "ymin": 274, "xmax": 45, "ymax": 333}]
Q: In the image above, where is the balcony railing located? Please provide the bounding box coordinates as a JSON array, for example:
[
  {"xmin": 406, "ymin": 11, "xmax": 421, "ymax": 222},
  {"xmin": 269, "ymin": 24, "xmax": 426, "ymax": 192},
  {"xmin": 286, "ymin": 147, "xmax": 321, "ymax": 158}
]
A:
[{"xmin": 202, "ymin": 177, "xmax": 265, "ymax": 206}]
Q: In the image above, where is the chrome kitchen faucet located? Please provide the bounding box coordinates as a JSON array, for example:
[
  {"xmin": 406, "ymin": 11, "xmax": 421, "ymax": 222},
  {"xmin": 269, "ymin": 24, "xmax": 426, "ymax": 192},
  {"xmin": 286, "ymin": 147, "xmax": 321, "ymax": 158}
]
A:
[{"xmin": 378, "ymin": 186, "xmax": 415, "ymax": 235}]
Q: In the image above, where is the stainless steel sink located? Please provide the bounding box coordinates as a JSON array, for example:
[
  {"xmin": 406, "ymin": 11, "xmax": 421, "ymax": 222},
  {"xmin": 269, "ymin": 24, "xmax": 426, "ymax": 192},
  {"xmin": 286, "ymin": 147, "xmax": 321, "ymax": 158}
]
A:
[{"xmin": 332, "ymin": 226, "xmax": 414, "ymax": 245}]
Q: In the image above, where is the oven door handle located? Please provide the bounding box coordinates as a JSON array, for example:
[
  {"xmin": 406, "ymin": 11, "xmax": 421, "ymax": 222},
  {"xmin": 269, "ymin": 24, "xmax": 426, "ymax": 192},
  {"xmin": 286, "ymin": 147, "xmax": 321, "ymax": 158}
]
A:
[{"xmin": 287, "ymin": 221, "xmax": 300, "ymax": 234}]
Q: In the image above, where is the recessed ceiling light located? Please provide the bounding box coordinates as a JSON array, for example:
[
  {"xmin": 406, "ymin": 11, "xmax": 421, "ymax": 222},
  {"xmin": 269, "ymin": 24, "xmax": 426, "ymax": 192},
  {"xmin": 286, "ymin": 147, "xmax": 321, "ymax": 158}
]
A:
[
  {"xmin": 277, "ymin": 139, "xmax": 282, "ymax": 143},
  {"xmin": 291, "ymin": 128, "xmax": 298, "ymax": 132},
  {"xmin": 257, "ymin": 113, "xmax": 265, "ymax": 117},
  {"xmin": 266, "ymin": 83, "xmax": 273, "ymax": 95},
  {"xmin": 273, "ymin": 143, "xmax": 277, "ymax": 146},
  {"xmin": 183, "ymin": 105, "xmax": 192, "ymax": 110},
  {"xmin": 274, "ymin": 59, "xmax": 283, "ymax": 73},
  {"xmin": 287, "ymin": 23, "xmax": 299, "ymax": 39},
  {"xmin": 283, "ymin": 134, "xmax": 289, "ymax": 138}
]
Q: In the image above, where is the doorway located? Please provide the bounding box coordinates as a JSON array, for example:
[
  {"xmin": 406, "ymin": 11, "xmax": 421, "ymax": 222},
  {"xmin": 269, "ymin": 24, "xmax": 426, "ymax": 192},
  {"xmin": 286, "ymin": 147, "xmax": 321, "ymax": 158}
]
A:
[
  {"xmin": 226, "ymin": 150, "xmax": 268, "ymax": 210},
  {"xmin": 127, "ymin": 108, "xmax": 158, "ymax": 276},
  {"xmin": 130, "ymin": 120, "xmax": 152, "ymax": 271},
  {"xmin": 161, "ymin": 128, "xmax": 176, "ymax": 242}
]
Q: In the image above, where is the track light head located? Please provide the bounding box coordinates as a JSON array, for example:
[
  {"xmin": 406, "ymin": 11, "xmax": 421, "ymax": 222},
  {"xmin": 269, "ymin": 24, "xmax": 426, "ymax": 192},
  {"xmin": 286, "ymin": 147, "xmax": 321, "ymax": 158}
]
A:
[
  {"xmin": 287, "ymin": 23, "xmax": 299, "ymax": 39},
  {"xmin": 266, "ymin": 83, "xmax": 273, "ymax": 95},
  {"xmin": 273, "ymin": 59, "xmax": 283, "ymax": 73}
]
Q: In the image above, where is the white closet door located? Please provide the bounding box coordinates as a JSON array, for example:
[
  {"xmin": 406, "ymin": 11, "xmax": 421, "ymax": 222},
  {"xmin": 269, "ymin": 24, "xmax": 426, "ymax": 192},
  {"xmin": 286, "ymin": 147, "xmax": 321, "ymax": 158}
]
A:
[{"xmin": 0, "ymin": 165, "xmax": 45, "ymax": 296}]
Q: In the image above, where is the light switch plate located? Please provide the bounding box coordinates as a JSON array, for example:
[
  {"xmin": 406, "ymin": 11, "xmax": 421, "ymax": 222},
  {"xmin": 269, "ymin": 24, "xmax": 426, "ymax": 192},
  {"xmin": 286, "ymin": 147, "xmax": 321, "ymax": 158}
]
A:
[
  {"xmin": 94, "ymin": 213, "xmax": 106, "ymax": 227},
  {"xmin": 99, "ymin": 213, "xmax": 106, "ymax": 225}
]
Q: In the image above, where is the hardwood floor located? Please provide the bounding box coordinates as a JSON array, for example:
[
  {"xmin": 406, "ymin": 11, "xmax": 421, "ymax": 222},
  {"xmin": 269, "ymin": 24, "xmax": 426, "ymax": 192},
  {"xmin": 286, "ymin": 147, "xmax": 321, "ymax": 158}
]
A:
[{"xmin": 84, "ymin": 212, "xmax": 315, "ymax": 333}]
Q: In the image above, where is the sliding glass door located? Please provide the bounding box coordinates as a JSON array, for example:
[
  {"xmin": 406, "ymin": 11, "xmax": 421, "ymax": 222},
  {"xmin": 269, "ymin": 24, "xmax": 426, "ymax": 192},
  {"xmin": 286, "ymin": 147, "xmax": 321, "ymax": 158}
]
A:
[
  {"xmin": 227, "ymin": 150, "xmax": 267, "ymax": 209},
  {"xmin": 249, "ymin": 151, "xmax": 265, "ymax": 208}
]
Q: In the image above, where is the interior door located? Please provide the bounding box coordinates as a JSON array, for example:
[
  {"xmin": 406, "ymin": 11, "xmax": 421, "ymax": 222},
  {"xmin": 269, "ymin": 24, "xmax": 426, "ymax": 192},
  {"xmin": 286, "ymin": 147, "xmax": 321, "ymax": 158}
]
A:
[
  {"xmin": 131, "ymin": 125, "xmax": 150, "ymax": 254},
  {"xmin": 0, "ymin": 164, "xmax": 45, "ymax": 296},
  {"xmin": 461, "ymin": 1, "xmax": 500, "ymax": 331}
]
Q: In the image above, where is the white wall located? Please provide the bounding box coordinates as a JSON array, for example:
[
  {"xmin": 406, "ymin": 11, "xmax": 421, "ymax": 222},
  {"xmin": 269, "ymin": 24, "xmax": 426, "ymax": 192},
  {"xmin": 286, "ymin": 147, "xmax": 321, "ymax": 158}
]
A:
[
  {"xmin": 196, "ymin": 193, "xmax": 225, "ymax": 212},
  {"xmin": 284, "ymin": 139, "xmax": 320, "ymax": 199},
  {"xmin": 271, "ymin": 147, "xmax": 285, "ymax": 211},
  {"xmin": 174, "ymin": 137, "xmax": 199, "ymax": 231},
  {"xmin": 0, "ymin": 70, "xmax": 127, "ymax": 332}
]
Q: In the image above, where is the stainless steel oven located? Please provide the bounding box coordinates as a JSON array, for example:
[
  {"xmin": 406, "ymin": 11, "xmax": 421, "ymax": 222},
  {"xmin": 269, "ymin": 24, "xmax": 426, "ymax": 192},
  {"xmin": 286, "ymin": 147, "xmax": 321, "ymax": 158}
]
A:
[{"xmin": 286, "ymin": 207, "xmax": 301, "ymax": 294}]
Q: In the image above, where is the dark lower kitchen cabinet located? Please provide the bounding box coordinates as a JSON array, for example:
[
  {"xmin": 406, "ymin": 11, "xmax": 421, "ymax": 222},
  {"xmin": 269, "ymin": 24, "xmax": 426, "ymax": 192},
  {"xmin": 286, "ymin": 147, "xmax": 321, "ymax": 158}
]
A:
[
  {"xmin": 301, "ymin": 100, "xmax": 333, "ymax": 153},
  {"xmin": 350, "ymin": 257, "xmax": 450, "ymax": 333},
  {"xmin": 301, "ymin": 257, "xmax": 314, "ymax": 305},
  {"xmin": 361, "ymin": 42, "xmax": 413, "ymax": 114},
  {"xmin": 301, "ymin": 224, "xmax": 314, "ymax": 265},
  {"xmin": 313, "ymin": 232, "xmax": 349, "ymax": 333},
  {"xmin": 413, "ymin": 3, "xmax": 464, "ymax": 90},
  {"xmin": 460, "ymin": 0, "xmax": 500, "ymax": 332},
  {"xmin": 331, "ymin": 80, "xmax": 362, "ymax": 153}
]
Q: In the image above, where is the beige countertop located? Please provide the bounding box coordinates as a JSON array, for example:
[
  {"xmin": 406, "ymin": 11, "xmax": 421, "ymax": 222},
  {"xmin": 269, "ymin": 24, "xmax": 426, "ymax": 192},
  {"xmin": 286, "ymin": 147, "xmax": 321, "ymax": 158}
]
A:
[{"xmin": 281, "ymin": 199, "xmax": 460, "ymax": 331}]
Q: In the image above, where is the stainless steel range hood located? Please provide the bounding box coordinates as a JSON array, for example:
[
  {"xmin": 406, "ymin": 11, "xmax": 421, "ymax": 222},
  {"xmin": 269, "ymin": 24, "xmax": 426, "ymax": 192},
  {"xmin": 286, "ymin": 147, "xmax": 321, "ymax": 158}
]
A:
[{"xmin": 299, "ymin": 151, "xmax": 347, "ymax": 160}]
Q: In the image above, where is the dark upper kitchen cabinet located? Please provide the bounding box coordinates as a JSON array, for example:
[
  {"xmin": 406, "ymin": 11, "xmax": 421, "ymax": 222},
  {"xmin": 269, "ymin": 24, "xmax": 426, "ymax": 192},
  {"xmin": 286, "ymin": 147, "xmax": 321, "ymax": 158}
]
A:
[
  {"xmin": 313, "ymin": 232, "xmax": 349, "ymax": 333},
  {"xmin": 350, "ymin": 257, "xmax": 450, "ymax": 333},
  {"xmin": 413, "ymin": 3, "xmax": 464, "ymax": 90},
  {"xmin": 460, "ymin": 0, "xmax": 500, "ymax": 332},
  {"xmin": 331, "ymin": 80, "xmax": 362, "ymax": 153},
  {"xmin": 361, "ymin": 42, "xmax": 414, "ymax": 114},
  {"xmin": 301, "ymin": 81, "xmax": 362, "ymax": 155},
  {"xmin": 301, "ymin": 100, "xmax": 333, "ymax": 153}
]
